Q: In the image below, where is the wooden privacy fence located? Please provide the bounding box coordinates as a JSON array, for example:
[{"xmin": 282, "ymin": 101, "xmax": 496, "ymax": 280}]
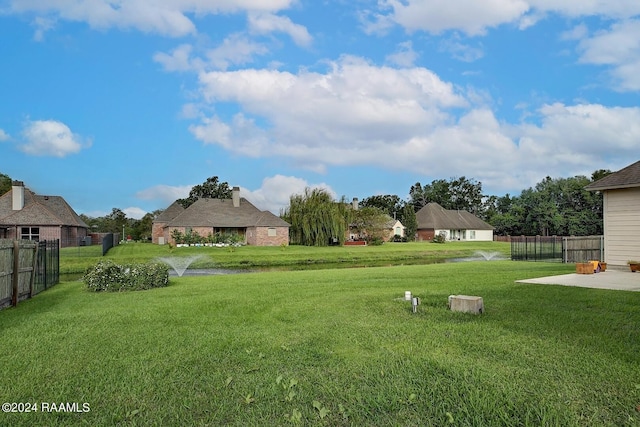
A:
[
  {"xmin": 510, "ymin": 235, "xmax": 604, "ymax": 263},
  {"xmin": 0, "ymin": 239, "xmax": 60, "ymax": 310},
  {"xmin": 563, "ymin": 235, "xmax": 604, "ymax": 263}
]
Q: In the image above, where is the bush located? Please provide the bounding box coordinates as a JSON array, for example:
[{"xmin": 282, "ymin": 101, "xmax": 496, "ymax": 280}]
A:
[
  {"xmin": 83, "ymin": 260, "xmax": 169, "ymax": 292},
  {"xmin": 432, "ymin": 232, "xmax": 447, "ymax": 244}
]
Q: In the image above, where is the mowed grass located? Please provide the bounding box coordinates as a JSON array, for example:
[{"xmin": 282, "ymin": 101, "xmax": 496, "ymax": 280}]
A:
[{"xmin": 1, "ymin": 260, "xmax": 640, "ymax": 426}]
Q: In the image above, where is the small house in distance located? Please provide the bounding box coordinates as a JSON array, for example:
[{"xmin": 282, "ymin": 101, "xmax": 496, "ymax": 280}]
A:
[
  {"xmin": 415, "ymin": 202, "xmax": 493, "ymax": 241},
  {"xmin": 0, "ymin": 181, "xmax": 88, "ymax": 247},
  {"xmin": 152, "ymin": 187, "xmax": 290, "ymax": 246},
  {"xmin": 585, "ymin": 159, "xmax": 640, "ymax": 267}
]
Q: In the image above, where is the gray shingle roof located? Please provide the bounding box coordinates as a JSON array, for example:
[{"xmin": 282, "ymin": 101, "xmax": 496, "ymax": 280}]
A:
[
  {"xmin": 154, "ymin": 201, "xmax": 184, "ymax": 222},
  {"xmin": 416, "ymin": 202, "xmax": 493, "ymax": 230},
  {"xmin": 164, "ymin": 198, "xmax": 289, "ymax": 228},
  {"xmin": 585, "ymin": 160, "xmax": 640, "ymax": 191},
  {"xmin": 0, "ymin": 188, "xmax": 88, "ymax": 228}
]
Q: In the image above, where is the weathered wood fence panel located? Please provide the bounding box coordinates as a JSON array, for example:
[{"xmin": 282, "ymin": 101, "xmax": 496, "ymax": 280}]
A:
[
  {"xmin": 563, "ymin": 235, "xmax": 604, "ymax": 263},
  {"xmin": 0, "ymin": 239, "xmax": 58, "ymax": 310},
  {"xmin": 0, "ymin": 240, "xmax": 13, "ymax": 308}
]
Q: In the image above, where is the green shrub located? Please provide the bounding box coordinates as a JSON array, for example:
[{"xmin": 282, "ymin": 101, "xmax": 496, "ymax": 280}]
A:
[
  {"xmin": 83, "ymin": 260, "xmax": 169, "ymax": 292},
  {"xmin": 432, "ymin": 232, "xmax": 447, "ymax": 243}
]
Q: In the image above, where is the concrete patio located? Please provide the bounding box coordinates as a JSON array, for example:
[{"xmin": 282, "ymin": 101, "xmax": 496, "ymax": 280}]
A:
[{"xmin": 516, "ymin": 268, "xmax": 640, "ymax": 292}]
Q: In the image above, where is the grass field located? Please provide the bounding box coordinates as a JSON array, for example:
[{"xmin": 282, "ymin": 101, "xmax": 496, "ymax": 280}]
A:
[{"xmin": 1, "ymin": 250, "xmax": 639, "ymax": 426}]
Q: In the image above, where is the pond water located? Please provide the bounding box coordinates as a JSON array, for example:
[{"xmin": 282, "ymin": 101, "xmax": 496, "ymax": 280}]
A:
[{"xmin": 61, "ymin": 251, "xmax": 508, "ymax": 281}]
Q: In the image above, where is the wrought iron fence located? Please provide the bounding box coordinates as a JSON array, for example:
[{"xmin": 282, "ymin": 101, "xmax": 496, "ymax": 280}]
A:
[
  {"xmin": 511, "ymin": 236, "xmax": 563, "ymax": 262},
  {"xmin": 34, "ymin": 239, "xmax": 59, "ymax": 293},
  {"xmin": 510, "ymin": 235, "xmax": 604, "ymax": 263}
]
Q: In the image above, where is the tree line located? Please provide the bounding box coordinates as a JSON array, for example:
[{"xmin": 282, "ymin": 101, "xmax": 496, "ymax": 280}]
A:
[{"xmin": 0, "ymin": 170, "xmax": 610, "ymax": 244}]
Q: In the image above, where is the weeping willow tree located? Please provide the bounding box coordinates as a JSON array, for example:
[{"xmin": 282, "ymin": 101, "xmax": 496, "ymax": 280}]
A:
[{"xmin": 282, "ymin": 188, "xmax": 352, "ymax": 246}]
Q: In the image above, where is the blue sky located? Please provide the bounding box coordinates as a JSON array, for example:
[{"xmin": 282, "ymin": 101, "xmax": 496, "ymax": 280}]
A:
[{"xmin": 1, "ymin": 1, "xmax": 639, "ymax": 219}]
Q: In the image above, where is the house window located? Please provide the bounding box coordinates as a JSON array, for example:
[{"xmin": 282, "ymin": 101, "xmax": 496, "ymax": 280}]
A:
[
  {"xmin": 395, "ymin": 227, "xmax": 402, "ymax": 236},
  {"xmin": 470, "ymin": 230, "xmax": 476, "ymax": 239},
  {"xmin": 268, "ymin": 228, "xmax": 277, "ymax": 237},
  {"xmin": 21, "ymin": 227, "xmax": 39, "ymax": 241}
]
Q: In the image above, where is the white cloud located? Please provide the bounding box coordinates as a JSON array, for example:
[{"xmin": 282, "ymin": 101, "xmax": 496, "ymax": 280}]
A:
[
  {"xmin": 19, "ymin": 120, "xmax": 89, "ymax": 157},
  {"xmin": 154, "ymin": 35, "xmax": 269, "ymax": 73},
  {"xmin": 439, "ymin": 36, "xmax": 484, "ymax": 62},
  {"xmin": 0, "ymin": 129, "xmax": 9, "ymax": 141},
  {"xmin": 7, "ymin": 0, "xmax": 297, "ymax": 38},
  {"xmin": 205, "ymin": 34, "xmax": 270, "ymax": 70},
  {"xmin": 32, "ymin": 16, "xmax": 56, "ymax": 41},
  {"xmin": 154, "ymin": 44, "xmax": 199, "ymax": 72},
  {"xmin": 240, "ymin": 175, "xmax": 335, "ymax": 214},
  {"xmin": 370, "ymin": 0, "xmax": 531, "ymax": 36},
  {"xmin": 123, "ymin": 207, "xmax": 148, "ymax": 220},
  {"xmin": 367, "ymin": 0, "xmax": 640, "ymax": 36},
  {"xmin": 385, "ymin": 41, "xmax": 418, "ymax": 67},
  {"xmin": 560, "ymin": 23, "xmax": 589, "ymax": 41},
  {"xmin": 528, "ymin": 0, "xmax": 640, "ymax": 19},
  {"xmin": 248, "ymin": 12, "xmax": 312, "ymax": 47},
  {"xmin": 136, "ymin": 184, "xmax": 192, "ymax": 204},
  {"xmin": 576, "ymin": 19, "xmax": 640, "ymax": 91},
  {"xmin": 187, "ymin": 53, "xmax": 640, "ymax": 193}
]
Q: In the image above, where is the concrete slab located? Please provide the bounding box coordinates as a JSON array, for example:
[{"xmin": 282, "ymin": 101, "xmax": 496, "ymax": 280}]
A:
[{"xmin": 516, "ymin": 269, "xmax": 640, "ymax": 292}]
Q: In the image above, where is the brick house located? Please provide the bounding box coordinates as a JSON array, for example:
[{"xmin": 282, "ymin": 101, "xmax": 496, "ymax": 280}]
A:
[
  {"xmin": 152, "ymin": 187, "xmax": 290, "ymax": 246},
  {"xmin": 0, "ymin": 181, "xmax": 88, "ymax": 247},
  {"xmin": 415, "ymin": 202, "xmax": 493, "ymax": 241}
]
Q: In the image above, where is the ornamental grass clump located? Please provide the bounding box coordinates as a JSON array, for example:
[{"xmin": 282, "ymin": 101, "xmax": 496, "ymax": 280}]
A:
[{"xmin": 83, "ymin": 260, "xmax": 169, "ymax": 292}]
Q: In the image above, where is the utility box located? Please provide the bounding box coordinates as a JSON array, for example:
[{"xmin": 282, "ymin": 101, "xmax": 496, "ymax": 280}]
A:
[{"xmin": 449, "ymin": 295, "xmax": 484, "ymax": 314}]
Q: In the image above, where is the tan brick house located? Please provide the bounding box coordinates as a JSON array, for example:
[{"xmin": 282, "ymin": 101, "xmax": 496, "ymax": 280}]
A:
[
  {"xmin": 152, "ymin": 187, "xmax": 290, "ymax": 246},
  {"xmin": 0, "ymin": 181, "xmax": 88, "ymax": 247}
]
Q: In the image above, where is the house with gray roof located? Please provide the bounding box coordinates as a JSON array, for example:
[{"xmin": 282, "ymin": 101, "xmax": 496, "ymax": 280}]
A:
[
  {"xmin": 152, "ymin": 187, "xmax": 290, "ymax": 246},
  {"xmin": 0, "ymin": 181, "xmax": 88, "ymax": 247},
  {"xmin": 585, "ymin": 160, "xmax": 640, "ymax": 267},
  {"xmin": 415, "ymin": 202, "xmax": 493, "ymax": 241}
]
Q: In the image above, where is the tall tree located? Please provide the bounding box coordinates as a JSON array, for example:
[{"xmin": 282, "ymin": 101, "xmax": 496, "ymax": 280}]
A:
[
  {"xmin": 400, "ymin": 203, "xmax": 417, "ymax": 241},
  {"xmin": 0, "ymin": 173, "xmax": 11, "ymax": 196},
  {"xmin": 360, "ymin": 195, "xmax": 404, "ymax": 219},
  {"xmin": 282, "ymin": 188, "xmax": 351, "ymax": 246},
  {"xmin": 177, "ymin": 176, "xmax": 232, "ymax": 208},
  {"xmin": 409, "ymin": 177, "xmax": 484, "ymax": 215},
  {"xmin": 489, "ymin": 173, "xmax": 604, "ymax": 236},
  {"xmin": 350, "ymin": 206, "xmax": 389, "ymax": 242}
]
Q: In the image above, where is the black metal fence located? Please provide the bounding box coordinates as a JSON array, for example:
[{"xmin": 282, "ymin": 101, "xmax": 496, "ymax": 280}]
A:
[
  {"xmin": 102, "ymin": 232, "xmax": 115, "ymax": 256},
  {"xmin": 34, "ymin": 239, "xmax": 59, "ymax": 293},
  {"xmin": 511, "ymin": 236, "xmax": 563, "ymax": 262},
  {"xmin": 511, "ymin": 235, "xmax": 604, "ymax": 263}
]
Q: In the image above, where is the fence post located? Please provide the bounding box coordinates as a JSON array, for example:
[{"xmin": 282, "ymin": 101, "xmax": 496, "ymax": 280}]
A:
[
  {"xmin": 29, "ymin": 243, "xmax": 38, "ymax": 298},
  {"xmin": 12, "ymin": 240, "xmax": 19, "ymax": 307},
  {"xmin": 43, "ymin": 241, "xmax": 48, "ymax": 289}
]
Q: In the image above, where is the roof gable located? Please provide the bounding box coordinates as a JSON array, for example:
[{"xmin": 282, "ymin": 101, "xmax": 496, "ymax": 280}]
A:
[
  {"xmin": 0, "ymin": 188, "xmax": 88, "ymax": 228},
  {"xmin": 416, "ymin": 202, "xmax": 493, "ymax": 230},
  {"xmin": 154, "ymin": 201, "xmax": 185, "ymax": 223},
  {"xmin": 585, "ymin": 160, "xmax": 640, "ymax": 191},
  {"xmin": 166, "ymin": 198, "xmax": 289, "ymax": 228}
]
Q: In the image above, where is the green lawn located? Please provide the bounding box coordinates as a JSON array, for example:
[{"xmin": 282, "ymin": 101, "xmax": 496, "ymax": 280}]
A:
[{"xmin": 1, "ymin": 258, "xmax": 639, "ymax": 426}]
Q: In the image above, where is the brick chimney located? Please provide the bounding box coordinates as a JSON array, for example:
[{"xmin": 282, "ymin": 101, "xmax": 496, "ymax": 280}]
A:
[
  {"xmin": 12, "ymin": 181, "xmax": 24, "ymax": 211},
  {"xmin": 352, "ymin": 197, "xmax": 358, "ymax": 210},
  {"xmin": 232, "ymin": 186, "xmax": 240, "ymax": 208}
]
